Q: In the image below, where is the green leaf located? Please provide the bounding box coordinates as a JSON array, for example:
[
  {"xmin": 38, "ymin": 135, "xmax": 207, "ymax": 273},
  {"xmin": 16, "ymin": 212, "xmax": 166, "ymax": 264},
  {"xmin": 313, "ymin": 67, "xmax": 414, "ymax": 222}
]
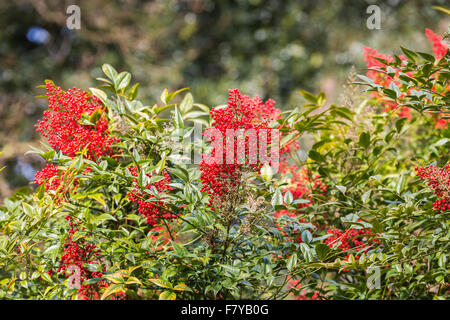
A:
[
  {"xmin": 174, "ymin": 106, "xmax": 184, "ymax": 129},
  {"xmin": 417, "ymin": 52, "xmax": 435, "ymax": 63},
  {"xmin": 361, "ymin": 190, "xmax": 372, "ymax": 204},
  {"xmin": 180, "ymin": 93, "xmax": 194, "ymax": 114},
  {"xmin": 116, "ymin": 72, "xmax": 131, "ymax": 91},
  {"xmin": 335, "ymin": 185, "xmax": 347, "ymax": 195},
  {"xmin": 287, "ymin": 253, "xmax": 298, "ymax": 271},
  {"xmin": 101, "ymin": 284, "xmax": 124, "ymax": 300},
  {"xmin": 160, "ymin": 89, "xmax": 169, "ymax": 104},
  {"xmin": 358, "ymin": 132, "xmax": 370, "ymax": 149},
  {"xmin": 271, "ymin": 189, "xmax": 284, "ymax": 209},
  {"xmin": 298, "ymin": 90, "xmax": 317, "ymax": 104},
  {"xmin": 104, "ymin": 273, "xmax": 124, "ymax": 284},
  {"xmin": 128, "ymin": 83, "xmax": 140, "ymax": 101},
  {"xmin": 284, "ymin": 191, "xmax": 293, "ymax": 205},
  {"xmin": 89, "ymin": 109, "xmax": 103, "ymax": 124},
  {"xmin": 301, "ymin": 230, "xmax": 313, "ymax": 244},
  {"xmin": 22, "ymin": 202, "xmax": 34, "ymax": 217},
  {"xmin": 149, "ymin": 278, "xmax": 172, "ymax": 289},
  {"xmin": 433, "ymin": 5, "xmax": 450, "ymax": 15},
  {"xmin": 102, "ymin": 64, "xmax": 118, "ymax": 82},
  {"xmin": 89, "ymin": 88, "xmax": 107, "ymax": 102},
  {"xmin": 315, "ymin": 243, "xmax": 332, "ymax": 261},
  {"xmin": 395, "ymin": 117, "xmax": 407, "ymax": 133},
  {"xmin": 400, "ymin": 46, "xmax": 418, "ymax": 62},
  {"xmin": 308, "ymin": 150, "xmax": 325, "ymax": 162},
  {"xmin": 159, "ymin": 291, "xmax": 176, "ymax": 300},
  {"xmin": 173, "ymin": 283, "xmax": 193, "ymax": 292}
]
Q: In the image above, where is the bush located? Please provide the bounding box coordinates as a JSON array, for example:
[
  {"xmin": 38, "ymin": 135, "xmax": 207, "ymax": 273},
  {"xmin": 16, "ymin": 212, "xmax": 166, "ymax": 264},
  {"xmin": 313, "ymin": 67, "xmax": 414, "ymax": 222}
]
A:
[{"xmin": 0, "ymin": 28, "xmax": 448, "ymax": 300}]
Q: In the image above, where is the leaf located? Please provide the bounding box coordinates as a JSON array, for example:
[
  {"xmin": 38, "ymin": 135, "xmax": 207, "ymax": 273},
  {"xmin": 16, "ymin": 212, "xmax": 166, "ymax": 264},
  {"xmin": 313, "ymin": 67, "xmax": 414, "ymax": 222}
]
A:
[
  {"xmin": 432, "ymin": 5, "xmax": 450, "ymax": 16},
  {"xmin": 102, "ymin": 64, "xmax": 118, "ymax": 82},
  {"xmin": 173, "ymin": 283, "xmax": 193, "ymax": 292},
  {"xmin": 101, "ymin": 284, "xmax": 124, "ymax": 300},
  {"xmin": 400, "ymin": 46, "xmax": 418, "ymax": 62},
  {"xmin": 128, "ymin": 83, "xmax": 140, "ymax": 101},
  {"xmin": 87, "ymin": 193, "xmax": 107, "ymax": 207},
  {"xmin": 271, "ymin": 189, "xmax": 285, "ymax": 209},
  {"xmin": 88, "ymin": 109, "xmax": 103, "ymax": 124},
  {"xmin": 315, "ymin": 243, "xmax": 332, "ymax": 261},
  {"xmin": 155, "ymin": 152, "xmax": 167, "ymax": 174},
  {"xmin": 308, "ymin": 150, "xmax": 325, "ymax": 162},
  {"xmin": 361, "ymin": 190, "xmax": 372, "ymax": 204},
  {"xmin": 260, "ymin": 163, "xmax": 273, "ymax": 182},
  {"xmin": 22, "ymin": 202, "xmax": 34, "ymax": 217},
  {"xmin": 417, "ymin": 52, "xmax": 435, "ymax": 63},
  {"xmin": 149, "ymin": 278, "xmax": 171, "ymax": 289},
  {"xmin": 301, "ymin": 230, "xmax": 313, "ymax": 244},
  {"xmin": 358, "ymin": 132, "xmax": 370, "ymax": 149},
  {"xmin": 433, "ymin": 138, "xmax": 449, "ymax": 147},
  {"xmin": 317, "ymin": 92, "xmax": 326, "ymax": 106},
  {"xmin": 159, "ymin": 291, "xmax": 176, "ymax": 300},
  {"xmin": 298, "ymin": 90, "xmax": 317, "ymax": 104},
  {"xmin": 284, "ymin": 191, "xmax": 293, "ymax": 205},
  {"xmin": 174, "ymin": 106, "xmax": 184, "ymax": 129},
  {"xmin": 179, "ymin": 93, "xmax": 194, "ymax": 114},
  {"xmin": 160, "ymin": 89, "xmax": 169, "ymax": 104},
  {"xmin": 125, "ymin": 276, "xmax": 143, "ymax": 286},
  {"xmin": 116, "ymin": 72, "xmax": 131, "ymax": 91},
  {"xmin": 89, "ymin": 88, "xmax": 107, "ymax": 102},
  {"xmin": 396, "ymin": 173, "xmax": 406, "ymax": 194},
  {"xmin": 335, "ymin": 185, "xmax": 347, "ymax": 195},
  {"xmin": 104, "ymin": 273, "xmax": 124, "ymax": 284},
  {"xmin": 40, "ymin": 273, "xmax": 52, "ymax": 283},
  {"xmin": 287, "ymin": 253, "xmax": 298, "ymax": 271},
  {"xmin": 395, "ymin": 117, "xmax": 407, "ymax": 133},
  {"xmin": 95, "ymin": 214, "xmax": 117, "ymax": 224}
]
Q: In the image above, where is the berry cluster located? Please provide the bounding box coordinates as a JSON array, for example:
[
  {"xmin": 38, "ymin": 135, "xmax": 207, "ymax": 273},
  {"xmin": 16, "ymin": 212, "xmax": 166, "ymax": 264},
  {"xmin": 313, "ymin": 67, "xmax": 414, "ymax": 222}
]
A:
[
  {"xmin": 35, "ymin": 82, "xmax": 118, "ymax": 161},
  {"xmin": 34, "ymin": 163, "xmax": 79, "ymax": 198},
  {"xmin": 425, "ymin": 28, "xmax": 448, "ymax": 60},
  {"xmin": 415, "ymin": 164, "xmax": 450, "ymax": 213},
  {"xmin": 57, "ymin": 215, "xmax": 106, "ymax": 299},
  {"xmin": 324, "ymin": 225, "xmax": 381, "ymax": 261},
  {"xmin": 200, "ymin": 89, "xmax": 280, "ymax": 204},
  {"xmin": 127, "ymin": 166, "xmax": 175, "ymax": 227},
  {"xmin": 287, "ymin": 278, "xmax": 322, "ymax": 300}
]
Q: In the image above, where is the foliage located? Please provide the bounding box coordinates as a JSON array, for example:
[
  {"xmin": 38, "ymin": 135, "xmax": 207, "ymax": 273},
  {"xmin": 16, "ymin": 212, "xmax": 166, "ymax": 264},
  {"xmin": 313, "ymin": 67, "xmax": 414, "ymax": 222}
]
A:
[{"xmin": 0, "ymin": 27, "xmax": 449, "ymax": 300}]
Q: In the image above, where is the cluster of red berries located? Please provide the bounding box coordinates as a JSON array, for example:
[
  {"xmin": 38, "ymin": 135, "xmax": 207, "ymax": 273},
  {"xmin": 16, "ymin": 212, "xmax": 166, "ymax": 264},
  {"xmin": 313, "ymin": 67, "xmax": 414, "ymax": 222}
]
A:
[
  {"xmin": 200, "ymin": 89, "xmax": 280, "ymax": 204},
  {"xmin": 127, "ymin": 166, "xmax": 175, "ymax": 227},
  {"xmin": 33, "ymin": 84, "xmax": 123, "ymax": 298},
  {"xmin": 56, "ymin": 215, "xmax": 107, "ymax": 299},
  {"xmin": 34, "ymin": 163, "xmax": 79, "ymax": 197},
  {"xmin": 34, "ymin": 83, "xmax": 119, "ymax": 198},
  {"xmin": 287, "ymin": 278, "xmax": 322, "ymax": 300},
  {"xmin": 35, "ymin": 82, "xmax": 118, "ymax": 161},
  {"xmin": 324, "ymin": 225, "xmax": 381, "ymax": 261},
  {"xmin": 425, "ymin": 28, "xmax": 448, "ymax": 60},
  {"xmin": 415, "ymin": 164, "xmax": 450, "ymax": 213}
]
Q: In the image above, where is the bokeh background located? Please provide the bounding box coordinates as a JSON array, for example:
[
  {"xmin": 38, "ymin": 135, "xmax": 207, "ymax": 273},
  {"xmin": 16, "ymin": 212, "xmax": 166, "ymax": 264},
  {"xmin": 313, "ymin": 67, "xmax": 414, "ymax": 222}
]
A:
[{"xmin": 0, "ymin": 0, "xmax": 449, "ymax": 197}]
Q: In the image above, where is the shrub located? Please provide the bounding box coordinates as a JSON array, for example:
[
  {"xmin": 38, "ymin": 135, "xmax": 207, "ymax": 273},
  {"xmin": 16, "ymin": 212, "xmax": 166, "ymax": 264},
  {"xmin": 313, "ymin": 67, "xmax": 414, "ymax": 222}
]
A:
[{"xmin": 0, "ymin": 29, "xmax": 448, "ymax": 300}]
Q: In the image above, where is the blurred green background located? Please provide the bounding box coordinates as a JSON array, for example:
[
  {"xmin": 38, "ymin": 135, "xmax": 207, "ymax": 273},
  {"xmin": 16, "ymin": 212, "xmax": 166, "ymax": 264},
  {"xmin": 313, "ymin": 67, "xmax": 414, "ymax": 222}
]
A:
[{"xmin": 0, "ymin": 0, "xmax": 449, "ymax": 196}]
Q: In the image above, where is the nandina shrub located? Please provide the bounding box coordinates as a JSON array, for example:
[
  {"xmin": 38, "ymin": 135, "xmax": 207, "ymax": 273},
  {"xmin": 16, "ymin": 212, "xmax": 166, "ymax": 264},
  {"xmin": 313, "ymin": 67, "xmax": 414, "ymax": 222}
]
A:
[{"xmin": 0, "ymin": 28, "xmax": 449, "ymax": 300}]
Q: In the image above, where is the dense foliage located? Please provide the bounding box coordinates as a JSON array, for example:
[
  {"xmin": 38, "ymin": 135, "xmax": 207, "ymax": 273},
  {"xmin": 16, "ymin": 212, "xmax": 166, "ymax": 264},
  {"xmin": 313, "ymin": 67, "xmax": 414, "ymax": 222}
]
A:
[{"xmin": 0, "ymin": 27, "xmax": 448, "ymax": 300}]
